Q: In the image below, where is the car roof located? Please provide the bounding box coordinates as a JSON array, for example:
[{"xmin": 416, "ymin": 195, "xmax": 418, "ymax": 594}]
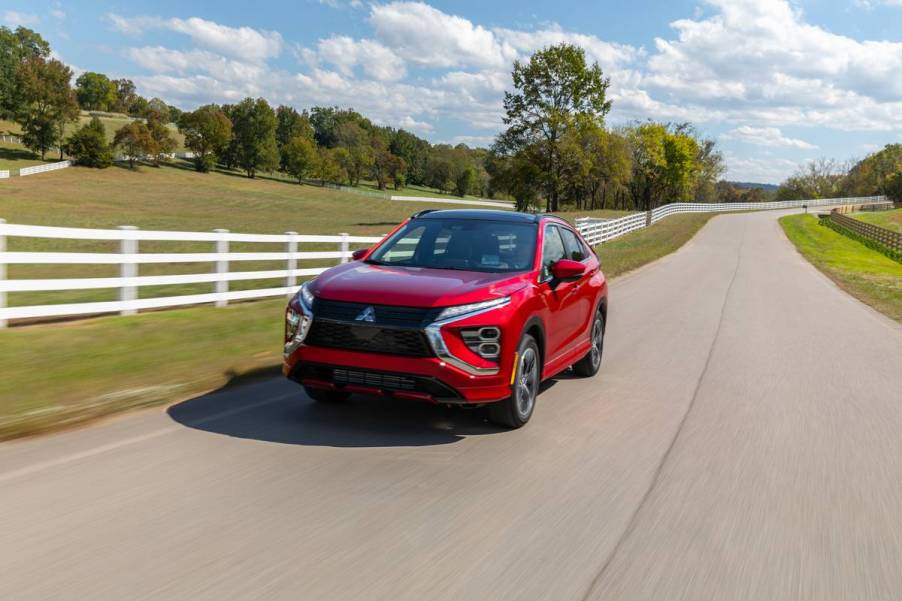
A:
[{"xmin": 411, "ymin": 209, "xmax": 567, "ymax": 224}]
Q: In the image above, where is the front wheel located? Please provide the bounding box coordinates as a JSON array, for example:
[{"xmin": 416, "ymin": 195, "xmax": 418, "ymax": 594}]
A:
[
  {"xmin": 488, "ymin": 334, "xmax": 540, "ymax": 428},
  {"xmin": 572, "ymin": 310, "xmax": 604, "ymax": 377}
]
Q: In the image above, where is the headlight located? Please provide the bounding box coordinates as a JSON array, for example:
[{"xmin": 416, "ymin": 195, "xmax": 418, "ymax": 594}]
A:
[
  {"xmin": 434, "ymin": 296, "xmax": 510, "ymax": 322},
  {"xmin": 298, "ymin": 281, "xmax": 315, "ymax": 309}
]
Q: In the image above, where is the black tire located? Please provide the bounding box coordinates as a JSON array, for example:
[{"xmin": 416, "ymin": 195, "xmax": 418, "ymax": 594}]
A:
[
  {"xmin": 304, "ymin": 387, "xmax": 350, "ymax": 403},
  {"xmin": 572, "ymin": 309, "xmax": 604, "ymax": 377},
  {"xmin": 488, "ymin": 334, "xmax": 540, "ymax": 428}
]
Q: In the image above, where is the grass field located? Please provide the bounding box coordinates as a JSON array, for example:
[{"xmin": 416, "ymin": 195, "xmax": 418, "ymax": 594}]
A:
[
  {"xmin": 851, "ymin": 208, "xmax": 902, "ymax": 233},
  {"xmin": 0, "ymin": 161, "xmax": 628, "ymax": 307},
  {"xmin": 780, "ymin": 214, "xmax": 902, "ymax": 322},
  {"xmin": 0, "ymin": 113, "xmax": 185, "ymax": 154},
  {"xmin": 0, "ymin": 142, "xmax": 54, "ymax": 171}
]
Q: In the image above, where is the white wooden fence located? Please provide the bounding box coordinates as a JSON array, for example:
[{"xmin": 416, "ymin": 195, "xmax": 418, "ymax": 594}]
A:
[
  {"xmin": 0, "ymin": 170, "xmax": 8, "ymax": 179},
  {"xmin": 0, "ymin": 220, "xmax": 383, "ymax": 327},
  {"xmin": 575, "ymin": 196, "xmax": 891, "ymax": 246},
  {"xmin": 18, "ymin": 161, "xmax": 72, "ymax": 177}
]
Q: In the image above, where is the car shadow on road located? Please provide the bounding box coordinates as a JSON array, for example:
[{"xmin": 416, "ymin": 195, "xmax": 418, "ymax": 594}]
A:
[{"xmin": 166, "ymin": 373, "xmax": 534, "ymax": 447}]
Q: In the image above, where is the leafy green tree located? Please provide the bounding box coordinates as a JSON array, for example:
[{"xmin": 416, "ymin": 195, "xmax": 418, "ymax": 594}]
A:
[
  {"xmin": 167, "ymin": 104, "xmax": 182, "ymax": 124},
  {"xmin": 15, "ymin": 56, "xmax": 78, "ymax": 160},
  {"xmin": 370, "ymin": 138, "xmax": 406, "ymax": 191},
  {"xmin": 501, "ymin": 43, "xmax": 612, "ymax": 211},
  {"xmin": 276, "ymin": 105, "xmax": 314, "ymax": 170},
  {"xmin": 0, "ymin": 26, "xmax": 50, "ymax": 119},
  {"xmin": 127, "ymin": 95, "xmax": 149, "ymax": 118},
  {"xmin": 314, "ymin": 146, "xmax": 344, "ymax": 186},
  {"xmin": 662, "ymin": 132, "xmax": 699, "ymax": 202},
  {"xmin": 75, "ymin": 72, "xmax": 117, "ymax": 111},
  {"xmin": 886, "ymin": 172, "xmax": 902, "ymax": 203},
  {"xmin": 145, "ymin": 98, "xmax": 171, "ymax": 122},
  {"xmin": 65, "ymin": 116, "xmax": 112, "ymax": 167},
  {"xmin": 113, "ymin": 78, "xmax": 137, "ymax": 113},
  {"xmin": 282, "ymin": 136, "xmax": 318, "ymax": 183},
  {"xmin": 113, "ymin": 121, "xmax": 154, "ymax": 169},
  {"xmin": 144, "ymin": 108, "xmax": 177, "ymax": 166},
  {"xmin": 230, "ymin": 97, "xmax": 279, "ymax": 178},
  {"xmin": 390, "ymin": 129, "xmax": 430, "ymax": 185},
  {"xmin": 178, "ymin": 105, "xmax": 232, "ymax": 172}
]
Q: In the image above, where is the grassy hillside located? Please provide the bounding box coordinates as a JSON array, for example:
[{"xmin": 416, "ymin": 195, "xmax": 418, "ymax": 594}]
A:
[
  {"xmin": 0, "ymin": 112, "xmax": 185, "ymax": 152},
  {"xmin": 852, "ymin": 208, "xmax": 902, "ymax": 234},
  {"xmin": 780, "ymin": 214, "xmax": 901, "ymax": 322},
  {"xmin": 0, "ymin": 160, "xmax": 629, "ymax": 307},
  {"xmin": 0, "ymin": 142, "xmax": 53, "ymax": 171}
]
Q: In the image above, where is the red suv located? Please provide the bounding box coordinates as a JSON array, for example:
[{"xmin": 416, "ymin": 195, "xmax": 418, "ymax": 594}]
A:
[{"xmin": 283, "ymin": 209, "xmax": 607, "ymax": 427}]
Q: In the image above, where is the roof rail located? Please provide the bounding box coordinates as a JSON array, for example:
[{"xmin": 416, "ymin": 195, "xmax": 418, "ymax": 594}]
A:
[{"xmin": 410, "ymin": 209, "xmax": 436, "ymax": 218}]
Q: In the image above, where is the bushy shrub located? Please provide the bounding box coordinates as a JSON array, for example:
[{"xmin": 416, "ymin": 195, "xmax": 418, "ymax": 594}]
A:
[{"xmin": 65, "ymin": 117, "xmax": 112, "ymax": 168}]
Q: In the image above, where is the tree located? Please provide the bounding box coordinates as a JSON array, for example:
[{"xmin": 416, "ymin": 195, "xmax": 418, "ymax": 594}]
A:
[
  {"xmin": 15, "ymin": 56, "xmax": 78, "ymax": 160},
  {"xmin": 145, "ymin": 98, "xmax": 171, "ymax": 122},
  {"xmin": 276, "ymin": 105, "xmax": 314, "ymax": 170},
  {"xmin": 776, "ymin": 158, "xmax": 845, "ymax": 200},
  {"xmin": 0, "ymin": 26, "xmax": 50, "ymax": 119},
  {"xmin": 370, "ymin": 138, "xmax": 405, "ymax": 191},
  {"xmin": 314, "ymin": 146, "xmax": 344, "ymax": 186},
  {"xmin": 335, "ymin": 121, "xmax": 372, "ymax": 186},
  {"xmin": 144, "ymin": 109, "xmax": 177, "ymax": 166},
  {"xmin": 65, "ymin": 116, "xmax": 112, "ymax": 167},
  {"xmin": 500, "ymin": 43, "xmax": 612, "ymax": 211},
  {"xmin": 75, "ymin": 72, "xmax": 117, "ymax": 111},
  {"xmin": 886, "ymin": 172, "xmax": 902, "ymax": 204},
  {"xmin": 113, "ymin": 121, "xmax": 154, "ymax": 169},
  {"xmin": 282, "ymin": 136, "xmax": 317, "ymax": 183},
  {"xmin": 390, "ymin": 129, "xmax": 430, "ymax": 185},
  {"xmin": 113, "ymin": 78, "xmax": 137, "ymax": 113},
  {"xmin": 230, "ymin": 97, "xmax": 279, "ymax": 178},
  {"xmin": 178, "ymin": 105, "xmax": 232, "ymax": 172}
]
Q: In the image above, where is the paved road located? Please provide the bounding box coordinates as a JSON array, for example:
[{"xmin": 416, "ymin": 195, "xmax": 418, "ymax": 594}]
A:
[{"xmin": 2, "ymin": 209, "xmax": 902, "ymax": 601}]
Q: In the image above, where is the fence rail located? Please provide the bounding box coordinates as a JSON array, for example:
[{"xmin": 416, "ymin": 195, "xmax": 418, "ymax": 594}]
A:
[
  {"xmin": 576, "ymin": 196, "xmax": 891, "ymax": 246},
  {"xmin": 0, "ymin": 220, "xmax": 382, "ymax": 327},
  {"xmin": 18, "ymin": 161, "xmax": 72, "ymax": 177},
  {"xmin": 825, "ymin": 211, "xmax": 902, "ymax": 253}
]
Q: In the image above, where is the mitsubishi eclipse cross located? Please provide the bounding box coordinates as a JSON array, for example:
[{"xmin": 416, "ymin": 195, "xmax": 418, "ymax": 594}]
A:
[{"xmin": 283, "ymin": 209, "xmax": 608, "ymax": 428}]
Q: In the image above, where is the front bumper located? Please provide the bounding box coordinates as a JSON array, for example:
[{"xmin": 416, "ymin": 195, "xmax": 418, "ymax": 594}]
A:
[{"xmin": 283, "ymin": 344, "xmax": 513, "ymax": 404}]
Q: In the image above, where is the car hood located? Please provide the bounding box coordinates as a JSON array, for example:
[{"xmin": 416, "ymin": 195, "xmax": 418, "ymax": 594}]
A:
[{"xmin": 310, "ymin": 262, "xmax": 530, "ymax": 307}]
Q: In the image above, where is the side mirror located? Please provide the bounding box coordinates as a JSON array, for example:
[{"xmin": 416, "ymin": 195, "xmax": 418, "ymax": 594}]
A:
[
  {"xmin": 551, "ymin": 259, "xmax": 587, "ymax": 281},
  {"xmin": 351, "ymin": 248, "xmax": 370, "ymax": 261}
]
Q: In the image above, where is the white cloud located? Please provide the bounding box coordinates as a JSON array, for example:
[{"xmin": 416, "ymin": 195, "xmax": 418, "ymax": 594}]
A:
[
  {"xmin": 369, "ymin": 2, "xmax": 510, "ymax": 68},
  {"xmin": 630, "ymin": 0, "xmax": 902, "ymax": 130},
  {"xmin": 3, "ymin": 10, "xmax": 40, "ymax": 27},
  {"xmin": 397, "ymin": 115, "xmax": 434, "ymax": 133},
  {"xmin": 721, "ymin": 126, "xmax": 817, "ymax": 149},
  {"xmin": 315, "ymin": 36, "xmax": 407, "ymax": 81},
  {"xmin": 108, "ymin": 14, "xmax": 282, "ymax": 61},
  {"xmin": 723, "ymin": 153, "xmax": 799, "ymax": 183}
]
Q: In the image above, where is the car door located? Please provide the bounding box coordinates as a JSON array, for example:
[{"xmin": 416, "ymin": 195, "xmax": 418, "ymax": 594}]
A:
[
  {"xmin": 558, "ymin": 225, "xmax": 597, "ymax": 349},
  {"xmin": 538, "ymin": 224, "xmax": 583, "ymax": 368}
]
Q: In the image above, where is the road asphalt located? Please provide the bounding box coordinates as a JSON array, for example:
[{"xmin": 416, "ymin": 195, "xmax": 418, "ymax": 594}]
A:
[{"xmin": 2, "ymin": 209, "xmax": 901, "ymax": 601}]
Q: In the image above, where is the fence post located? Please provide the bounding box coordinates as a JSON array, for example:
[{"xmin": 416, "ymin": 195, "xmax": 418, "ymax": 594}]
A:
[
  {"xmin": 214, "ymin": 229, "xmax": 229, "ymax": 307},
  {"xmin": 646, "ymin": 210, "xmax": 653, "ymax": 226},
  {"xmin": 0, "ymin": 219, "xmax": 6, "ymax": 328},
  {"xmin": 285, "ymin": 231, "xmax": 298, "ymax": 294},
  {"xmin": 119, "ymin": 226, "xmax": 138, "ymax": 315},
  {"xmin": 339, "ymin": 232, "xmax": 350, "ymax": 264}
]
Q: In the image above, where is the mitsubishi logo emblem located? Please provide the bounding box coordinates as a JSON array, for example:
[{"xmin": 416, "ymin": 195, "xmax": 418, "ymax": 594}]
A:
[{"xmin": 356, "ymin": 306, "xmax": 376, "ymax": 322}]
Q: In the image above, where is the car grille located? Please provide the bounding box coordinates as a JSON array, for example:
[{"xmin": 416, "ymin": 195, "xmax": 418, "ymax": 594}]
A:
[
  {"xmin": 306, "ymin": 319, "xmax": 432, "ymax": 357},
  {"xmin": 333, "ymin": 368, "xmax": 417, "ymax": 391},
  {"xmin": 294, "ymin": 364, "xmax": 462, "ymax": 400},
  {"xmin": 313, "ymin": 298, "xmax": 438, "ymax": 327}
]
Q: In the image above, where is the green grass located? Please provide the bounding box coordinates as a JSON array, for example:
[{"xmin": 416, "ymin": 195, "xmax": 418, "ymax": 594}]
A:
[
  {"xmin": 0, "ymin": 207, "xmax": 706, "ymax": 439},
  {"xmin": 595, "ymin": 212, "xmax": 717, "ymax": 279},
  {"xmin": 851, "ymin": 208, "xmax": 902, "ymax": 234},
  {"xmin": 780, "ymin": 214, "xmax": 902, "ymax": 322},
  {"xmin": 0, "ymin": 113, "xmax": 185, "ymax": 152},
  {"xmin": 0, "ymin": 141, "xmax": 56, "ymax": 171},
  {"xmin": 0, "ymin": 161, "xmax": 629, "ymax": 307},
  {"xmin": 0, "ymin": 299, "xmax": 285, "ymax": 440}
]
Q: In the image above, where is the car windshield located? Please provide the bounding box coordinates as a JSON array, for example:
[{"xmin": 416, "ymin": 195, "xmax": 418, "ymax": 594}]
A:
[{"xmin": 367, "ymin": 218, "xmax": 538, "ymax": 273}]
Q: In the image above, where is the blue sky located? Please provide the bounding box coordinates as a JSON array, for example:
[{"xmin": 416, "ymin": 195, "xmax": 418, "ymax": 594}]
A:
[{"xmin": 4, "ymin": 0, "xmax": 902, "ymax": 183}]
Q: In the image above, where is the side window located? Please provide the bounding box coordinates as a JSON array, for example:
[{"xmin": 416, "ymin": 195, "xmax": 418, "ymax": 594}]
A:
[
  {"xmin": 540, "ymin": 225, "xmax": 566, "ymax": 281},
  {"xmin": 560, "ymin": 227, "xmax": 588, "ymax": 262}
]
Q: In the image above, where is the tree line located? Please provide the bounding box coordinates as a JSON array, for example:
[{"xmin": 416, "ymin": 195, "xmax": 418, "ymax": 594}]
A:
[{"xmin": 776, "ymin": 147, "xmax": 902, "ymax": 203}]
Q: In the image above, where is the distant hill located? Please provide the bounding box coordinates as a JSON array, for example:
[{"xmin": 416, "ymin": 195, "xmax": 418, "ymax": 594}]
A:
[{"xmin": 725, "ymin": 181, "xmax": 779, "ymax": 191}]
